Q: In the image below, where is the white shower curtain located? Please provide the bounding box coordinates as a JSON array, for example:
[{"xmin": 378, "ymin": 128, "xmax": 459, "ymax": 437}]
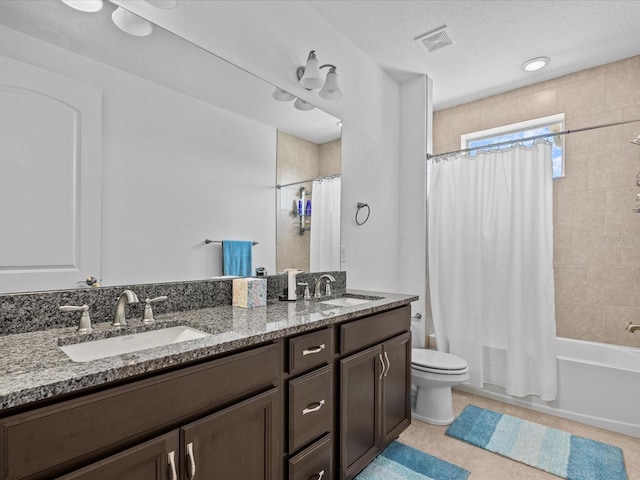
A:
[
  {"xmin": 429, "ymin": 141, "xmax": 557, "ymax": 401},
  {"xmin": 310, "ymin": 177, "xmax": 341, "ymax": 271}
]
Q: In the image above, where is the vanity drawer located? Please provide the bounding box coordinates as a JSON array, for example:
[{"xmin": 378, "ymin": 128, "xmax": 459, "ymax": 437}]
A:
[
  {"xmin": 289, "ymin": 327, "xmax": 333, "ymax": 375},
  {"xmin": 289, "ymin": 365, "xmax": 333, "ymax": 453},
  {"xmin": 340, "ymin": 306, "xmax": 410, "ymax": 355},
  {"xmin": 288, "ymin": 433, "xmax": 333, "ymax": 480}
]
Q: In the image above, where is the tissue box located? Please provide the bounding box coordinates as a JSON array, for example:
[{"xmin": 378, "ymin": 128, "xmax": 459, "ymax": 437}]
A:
[{"xmin": 232, "ymin": 278, "xmax": 267, "ymax": 308}]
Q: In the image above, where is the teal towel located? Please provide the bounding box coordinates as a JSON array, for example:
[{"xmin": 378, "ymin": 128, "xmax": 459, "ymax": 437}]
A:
[{"xmin": 223, "ymin": 240, "xmax": 252, "ymax": 277}]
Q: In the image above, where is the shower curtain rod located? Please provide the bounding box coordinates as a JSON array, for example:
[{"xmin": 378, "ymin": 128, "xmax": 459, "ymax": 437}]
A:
[
  {"xmin": 276, "ymin": 173, "xmax": 341, "ymax": 189},
  {"xmin": 426, "ymin": 118, "xmax": 640, "ymax": 160}
]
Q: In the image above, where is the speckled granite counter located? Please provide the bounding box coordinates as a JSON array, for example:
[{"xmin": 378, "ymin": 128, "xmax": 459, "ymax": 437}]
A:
[{"xmin": 0, "ymin": 290, "xmax": 417, "ymax": 412}]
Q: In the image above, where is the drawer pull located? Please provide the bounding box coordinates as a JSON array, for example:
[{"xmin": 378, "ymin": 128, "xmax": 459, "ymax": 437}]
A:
[
  {"xmin": 309, "ymin": 469, "xmax": 325, "ymax": 480},
  {"xmin": 168, "ymin": 451, "xmax": 178, "ymax": 480},
  {"xmin": 379, "ymin": 353, "xmax": 386, "ymax": 380},
  {"xmin": 384, "ymin": 352, "xmax": 390, "ymax": 377},
  {"xmin": 302, "ymin": 399, "xmax": 325, "ymax": 415},
  {"xmin": 187, "ymin": 441, "xmax": 196, "ymax": 479},
  {"xmin": 302, "ymin": 344, "xmax": 326, "ymax": 356}
]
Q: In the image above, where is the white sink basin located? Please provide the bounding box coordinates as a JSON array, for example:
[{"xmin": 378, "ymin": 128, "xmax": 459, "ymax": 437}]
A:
[
  {"xmin": 60, "ymin": 326, "xmax": 211, "ymax": 362},
  {"xmin": 319, "ymin": 297, "xmax": 374, "ymax": 307}
]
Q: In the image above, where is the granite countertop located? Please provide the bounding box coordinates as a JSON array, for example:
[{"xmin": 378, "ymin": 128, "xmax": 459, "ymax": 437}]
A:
[{"xmin": 0, "ymin": 290, "xmax": 417, "ymax": 412}]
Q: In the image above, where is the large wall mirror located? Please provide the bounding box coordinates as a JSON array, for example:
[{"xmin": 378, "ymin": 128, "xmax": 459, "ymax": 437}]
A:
[{"xmin": 0, "ymin": 1, "xmax": 341, "ymax": 294}]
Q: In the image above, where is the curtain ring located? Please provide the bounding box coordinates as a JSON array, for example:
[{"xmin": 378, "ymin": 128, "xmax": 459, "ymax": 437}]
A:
[{"xmin": 355, "ymin": 202, "xmax": 370, "ymax": 225}]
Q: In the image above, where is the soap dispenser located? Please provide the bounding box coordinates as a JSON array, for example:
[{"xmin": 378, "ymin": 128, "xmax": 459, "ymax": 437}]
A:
[{"xmin": 282, "ymin": 268, "xmax": 304, "ymax": 301}]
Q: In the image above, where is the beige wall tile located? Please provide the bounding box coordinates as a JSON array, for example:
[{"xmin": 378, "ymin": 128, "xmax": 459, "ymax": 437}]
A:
[
  {"xmin": 566, "ymin": 110, "xmax": 623, "ymax": 156},
  {"xmin": 603, "ymin": 306, "xmax": 640, "ymax": 348},
  {"xmin": 604, "ymin": 55, "xmax": 640, "ymax": 111},
  {"xmin": 587, "ymin": 266, "xmax": 639, "ymax": 306},
  {"xmin": 571, "ymin": 228, "xmax": 621, "ymax": 266},
  {"xmin": 555, "ymin": 302, "xmax": 604, "ymax": 342},
  {"xmin": 605, "ymin": 187, "xmax": 640, "ymax": 227},
  {"xmin": 556, "ymin": 190, "xmax": 605, "ymax": 228},
  {"xmin": 588, "ymin": 146, "xmax": 640, "ymax": 190},
  {"xmin": 554, "ymin": 266, "xmax": 587, "ymax": 303},
  {"xmin": 620, "ymin": 227, "xmax": 640, "ymax": 266},
  {"xmin": 557, "ymin": 75, "xmax": 605, "ymax": 118},
  {"xmin": 480, "ymin": 98, "xmax": 521, "ymax": 130},
  {"xmin": 553, "ymin": 229, "xmax": 572, "ymax": 266},
  {"xmin": 553, "ymin": 153, "xmax": 588, "ymax": 193},
  {"xmin": 515, "ymin": 88, "xmax": 559, "ymax": 121}
]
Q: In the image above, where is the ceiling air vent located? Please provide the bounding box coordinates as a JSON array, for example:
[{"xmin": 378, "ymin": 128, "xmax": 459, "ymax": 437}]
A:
[{"xmin": 415, "ymin": 26, "xmax": 454, "ymax": 54}]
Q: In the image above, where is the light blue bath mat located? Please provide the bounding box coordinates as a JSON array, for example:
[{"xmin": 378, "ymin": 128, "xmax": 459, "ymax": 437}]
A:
[
  {"xmin": 446, "ymin": 405, "xmax": 628, "ymax": 480},
  {"xmin": 355, "ymin": 441, "xmax": 470, "ymax": 480}
]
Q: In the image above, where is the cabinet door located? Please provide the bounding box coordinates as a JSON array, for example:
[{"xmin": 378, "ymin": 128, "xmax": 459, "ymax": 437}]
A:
[
  {"xmin": 181, "ymin": 388, "xmax": 279, "ymax": 479},
  {"xmin": 339, "ymin": 344, "xmax": 383, "ymax": 480},
  {"xmin": 58, "ymin": 431, "xmax": 178, "ymax": 480},
  {"xmin": 382, "ymin": 332, "xmax": 412, "ymax": 446}
]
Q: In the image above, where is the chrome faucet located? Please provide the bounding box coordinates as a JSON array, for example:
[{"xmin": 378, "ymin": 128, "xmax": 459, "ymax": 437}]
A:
[
  {"xmin": 626, "ymin": 322, "xmax": 640, "ymax": 333},
  {"xmin": 314, "ymin": 274, "xmax": 336, "ymax": 299},
  {"xmin": 113, "ymin": 290, "xmax": 139, "ymax": 327}
]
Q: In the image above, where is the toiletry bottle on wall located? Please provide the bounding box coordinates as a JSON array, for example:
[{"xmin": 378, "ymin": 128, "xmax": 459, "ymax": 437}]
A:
[
  {"xmin": 305, "ymin": 200, "xmax": 311, "ymax": 216},
  {"xmin": 298, "ymin": 200, "xmax": 303, "ymax": 216}
]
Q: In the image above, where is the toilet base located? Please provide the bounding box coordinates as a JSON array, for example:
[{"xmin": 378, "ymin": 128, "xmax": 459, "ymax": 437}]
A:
[{"xmin": 412, "ymin": 384, "xmax": 455, "ymax": 426}]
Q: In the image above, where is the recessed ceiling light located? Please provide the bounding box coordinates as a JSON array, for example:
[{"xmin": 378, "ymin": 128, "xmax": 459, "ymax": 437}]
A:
[
  {"xmin": 60, "ymin": 0, "xmax": 104, "ymax": 13},
  {"xmin": 522, "ymin": 57, "xmax": 550, "ymax": 72}
]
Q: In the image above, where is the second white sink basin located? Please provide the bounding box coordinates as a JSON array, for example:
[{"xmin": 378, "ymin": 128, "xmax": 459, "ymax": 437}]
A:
[
  {"xmin": 60, "ymin": 326, "xmax": 211, "ymax": 362},
  {"xmin": 319, "ymin": 297, "xmax": 374, "ymax": 307}
]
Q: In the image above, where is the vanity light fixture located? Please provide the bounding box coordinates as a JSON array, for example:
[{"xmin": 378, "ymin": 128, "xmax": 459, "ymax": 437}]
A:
[
  {"xmin": 272, "ymin": 88, "xmax": 296, "ymax": 102},
  {"xmin": 143, "ymin": 0, "xmax": 179, "ymax": 8},
  {"xmin": 521, "ymin": 56, "xmax": 550, "ymax": 72},
  {"xmin": 60, "ymin": 0, "xmax": 104, "ymax": 13},
  {"xmin": 293, "ymin": 98, "xmax": 315, "ymax": 111},
  {"xmin": 111, "ymin": 6, "xmax": 154, "ymax": 37},
  {"xmin": 297, "ymin": 50, "xmax": 343, "ymax": 100}
]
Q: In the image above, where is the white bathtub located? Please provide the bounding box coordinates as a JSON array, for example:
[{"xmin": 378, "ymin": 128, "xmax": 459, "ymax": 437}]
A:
[{"xmin": 456, "ymin": 337, "xmax": 640, "ymax": 438}]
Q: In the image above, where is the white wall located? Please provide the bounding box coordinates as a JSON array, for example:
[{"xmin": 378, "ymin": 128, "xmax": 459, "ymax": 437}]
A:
[
  {"xmin": 121, "ymin": 1, "xmax": 429, "ymax": 294},
  {"xmin": 1, "ymin": 25, "xmax": 276, "ymax": 287}
]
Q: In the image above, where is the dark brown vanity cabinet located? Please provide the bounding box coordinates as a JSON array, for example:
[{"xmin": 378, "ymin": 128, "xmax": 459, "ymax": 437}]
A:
[
  {"xmin": 338, "ymin": 307, "xmax": 411, "ymax": 480},
  {"xmin": 0, "ymin": 344, "xmax": 280, "ymax": 480}
]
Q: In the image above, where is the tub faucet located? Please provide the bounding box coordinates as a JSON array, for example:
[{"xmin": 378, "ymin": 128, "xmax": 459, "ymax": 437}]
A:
[
  {"xmin": 314, "ymin": 274, "xmax": 336, "ymax": 298},
  {"xmin": 113, "ymin": 290, "xmax": 139, "ymax": 327},
  {"xmin": 626, "ymin": 322, "xmax": 640, "ymax": 333}
]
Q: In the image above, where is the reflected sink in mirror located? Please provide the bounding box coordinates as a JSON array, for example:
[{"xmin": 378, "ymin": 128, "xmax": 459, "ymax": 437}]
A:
[
  {"xmin": 319, "ymin": 294, "xmax": 383, "ymax": 307},
  {"xmin": 59, "ymin": 326, "xmax": 211, "ymax": 362}
]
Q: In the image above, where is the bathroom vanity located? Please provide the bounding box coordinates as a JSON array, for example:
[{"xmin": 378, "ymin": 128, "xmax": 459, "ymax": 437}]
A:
[{"xmin": 0, "ymin": 290, "xmax": 416, "ymax": 480}]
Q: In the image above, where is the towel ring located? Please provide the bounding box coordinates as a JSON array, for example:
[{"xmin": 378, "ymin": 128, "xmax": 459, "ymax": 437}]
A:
[{"xmin": 355, "ymin": 202, "xmax": 370, "ymax": 226}]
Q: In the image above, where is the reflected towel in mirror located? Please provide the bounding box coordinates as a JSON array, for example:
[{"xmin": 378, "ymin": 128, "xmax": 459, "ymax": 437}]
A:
[{"xmin": 223, "ymin": 240, "xmax": 253, "ymax": 277}]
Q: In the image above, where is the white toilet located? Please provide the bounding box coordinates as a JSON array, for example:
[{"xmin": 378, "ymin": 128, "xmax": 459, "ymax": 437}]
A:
[{"xmin": 411, "ymin": 348, "xmax": 469, "ymax": 425}]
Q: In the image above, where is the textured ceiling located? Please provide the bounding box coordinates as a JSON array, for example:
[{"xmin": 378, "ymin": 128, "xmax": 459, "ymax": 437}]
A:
[{"xmin": 307, "ymin": 0, "xmax": 640, "ymax": 110}]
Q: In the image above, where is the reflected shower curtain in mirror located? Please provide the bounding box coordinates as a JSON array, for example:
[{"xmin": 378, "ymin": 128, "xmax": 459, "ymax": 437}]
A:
[
  {"xmin": 428, "ymin": 141, "xmax": 557, "ymax": 400},
  {"xmin": 310, "ymin": 177, "xmax": 341, "ymax": 272}
]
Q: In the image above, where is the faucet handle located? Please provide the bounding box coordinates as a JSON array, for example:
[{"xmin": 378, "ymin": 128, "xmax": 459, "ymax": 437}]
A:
[
  {"xmin": 142, "ymin": 296, "xmax": 168, "ymax": 324},
  {"xmin": 298, "ymin": 282, "xmax": 311, "ymax": 300},
  {"xmin": 60, "ymin": 304, "xmax": 92, "ymax": 334},
  {"xmin": 324, "ymin": 281, "xmax": 332, "ymax": 296}
]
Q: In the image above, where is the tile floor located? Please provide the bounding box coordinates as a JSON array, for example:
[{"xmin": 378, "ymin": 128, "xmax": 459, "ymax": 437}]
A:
[{"xmin": 399, "ymin": 390, "xmax": 640, "ymax": 480}]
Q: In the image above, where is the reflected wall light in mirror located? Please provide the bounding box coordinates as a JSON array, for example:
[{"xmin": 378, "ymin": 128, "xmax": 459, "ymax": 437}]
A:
[
  {"xmin": 143, "ymin": 0, "xmax": 179, "ymax": 8},
  {"xmin": 60, "ymin": 0, "xmax": 104, "ymax": 13},
  {"xmin": 111, "ymin": 7, "xmax": 154, "ymax": 37}
]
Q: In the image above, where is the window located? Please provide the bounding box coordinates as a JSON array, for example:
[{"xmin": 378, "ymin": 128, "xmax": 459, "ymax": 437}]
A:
[{"xmin": 461, "ymin": 114, "xmax": 565, "ymax": 178}]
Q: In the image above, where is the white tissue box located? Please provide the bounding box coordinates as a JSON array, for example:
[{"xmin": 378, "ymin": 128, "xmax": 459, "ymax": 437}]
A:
[{"xmin": 232, "ymin": 278, "xmax": 267, "ymax": 308}]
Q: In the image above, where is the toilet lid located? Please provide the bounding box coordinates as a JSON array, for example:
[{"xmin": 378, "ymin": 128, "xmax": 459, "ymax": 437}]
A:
[{"xmin": 412, "ymin": 348, "xmax": 468, "ymax": 371}]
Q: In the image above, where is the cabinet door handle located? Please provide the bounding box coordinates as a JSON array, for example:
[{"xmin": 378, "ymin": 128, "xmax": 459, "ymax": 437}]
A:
[
  {"xmin": 186, "ymin": 441, "xmax": 196, "ymax": 479},
  {"xmin": 302, "ymin": 344, "xmax": 325, "ymax": 356},
  {"xmin": 384, "ymin": 352, "xmax": 390, "ymax": 377},
  {"xmin": 309, "ymin": 469, "xmax": 325, "ymax": 480},
  {"xmin": 167, "ymin": 451, "xmax": 178, "ymax": 480},
  {"xmin": 302, "ymin": 399, "xmax": 325, "ymax": 415},
  {"xmin": 379, "ymin": 353, "xmax": 386, "ymax": 380}
]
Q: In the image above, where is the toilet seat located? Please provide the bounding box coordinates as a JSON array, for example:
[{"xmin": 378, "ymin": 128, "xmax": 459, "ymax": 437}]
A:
[{"xmin": 412, "ymin": 348, "xmax": 468, "ymax": 375}]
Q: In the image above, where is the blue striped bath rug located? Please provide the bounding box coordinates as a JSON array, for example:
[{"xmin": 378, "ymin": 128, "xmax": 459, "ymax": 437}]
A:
[
  {"xmin": 446, "ymin": 405, "xmax": 628, "ymax": 480},
  {"xmin": 355, "ymin": 441, "xmax": 470, "ymax": 480}
]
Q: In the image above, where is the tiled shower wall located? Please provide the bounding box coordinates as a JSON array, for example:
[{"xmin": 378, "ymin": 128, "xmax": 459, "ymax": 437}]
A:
[{"xmin": 432, "ymin": 55, "xmax": 640, "ymax": 348}]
